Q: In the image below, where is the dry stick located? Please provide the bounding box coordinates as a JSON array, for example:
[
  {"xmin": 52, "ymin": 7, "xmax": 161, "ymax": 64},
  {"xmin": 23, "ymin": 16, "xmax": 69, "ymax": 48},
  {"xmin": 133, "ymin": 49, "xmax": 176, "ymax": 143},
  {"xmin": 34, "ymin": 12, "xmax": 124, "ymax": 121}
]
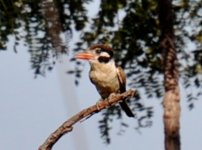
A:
[{"xmin": 38, "ymin": 89, "xmax": 136, "ymax": 150}]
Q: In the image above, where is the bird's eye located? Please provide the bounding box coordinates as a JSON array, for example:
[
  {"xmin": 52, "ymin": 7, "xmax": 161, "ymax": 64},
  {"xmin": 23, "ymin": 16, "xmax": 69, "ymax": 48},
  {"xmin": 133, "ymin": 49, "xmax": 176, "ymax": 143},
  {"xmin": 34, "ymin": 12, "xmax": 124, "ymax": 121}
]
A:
[{"xmin": 95, "ymin": 49, "xmax": 102, "ymax": 54}]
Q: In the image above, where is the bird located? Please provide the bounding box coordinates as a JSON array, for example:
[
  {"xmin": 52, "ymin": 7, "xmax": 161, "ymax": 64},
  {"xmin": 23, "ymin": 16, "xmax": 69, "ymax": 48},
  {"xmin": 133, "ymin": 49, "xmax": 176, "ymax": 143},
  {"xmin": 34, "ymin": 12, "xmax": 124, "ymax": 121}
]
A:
[{"xmin": 75, "ymin": 44, "xmax": 134, "ymax": 117}]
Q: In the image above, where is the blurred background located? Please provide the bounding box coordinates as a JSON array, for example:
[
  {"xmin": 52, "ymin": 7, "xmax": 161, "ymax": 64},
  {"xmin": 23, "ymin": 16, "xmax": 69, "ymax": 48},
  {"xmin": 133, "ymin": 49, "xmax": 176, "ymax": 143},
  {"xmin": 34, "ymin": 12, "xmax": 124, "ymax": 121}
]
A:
[{"xmin": 0, "ymin": 0, "xmax": 202, "ymax": 150}]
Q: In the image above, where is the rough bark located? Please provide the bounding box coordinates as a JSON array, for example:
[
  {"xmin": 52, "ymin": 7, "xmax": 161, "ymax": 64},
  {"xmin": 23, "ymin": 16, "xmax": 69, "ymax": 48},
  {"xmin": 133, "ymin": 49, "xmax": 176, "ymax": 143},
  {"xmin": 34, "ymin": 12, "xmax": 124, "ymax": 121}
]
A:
[{"xmin": 159, "ymin": 0, "xmax": 181, "ymax": 150}]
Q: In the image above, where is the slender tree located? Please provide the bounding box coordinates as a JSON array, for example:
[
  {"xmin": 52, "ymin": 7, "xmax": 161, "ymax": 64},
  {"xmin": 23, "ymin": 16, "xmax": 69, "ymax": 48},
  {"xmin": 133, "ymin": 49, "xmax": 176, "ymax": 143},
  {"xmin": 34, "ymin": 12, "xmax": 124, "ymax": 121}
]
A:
[{"xmin": 159, "ymin": 0, "xmax": 181, "ymax": 149}]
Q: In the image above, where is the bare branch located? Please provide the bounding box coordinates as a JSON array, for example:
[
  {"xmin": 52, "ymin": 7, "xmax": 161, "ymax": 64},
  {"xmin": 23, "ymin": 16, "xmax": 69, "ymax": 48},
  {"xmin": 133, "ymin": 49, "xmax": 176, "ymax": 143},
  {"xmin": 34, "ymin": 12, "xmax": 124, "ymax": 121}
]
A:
[{"xmin": 38, "ymin": 89, "xmax": 136, "ymax": 150}]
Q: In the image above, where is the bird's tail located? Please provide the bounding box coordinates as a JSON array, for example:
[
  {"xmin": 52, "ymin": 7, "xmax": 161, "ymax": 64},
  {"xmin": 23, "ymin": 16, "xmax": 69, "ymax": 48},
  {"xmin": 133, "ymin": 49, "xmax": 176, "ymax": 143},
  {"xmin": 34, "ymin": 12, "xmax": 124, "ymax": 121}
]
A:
[{"xmin": 119, "ymin": 101, "xmax": 135, "ymax": 117}]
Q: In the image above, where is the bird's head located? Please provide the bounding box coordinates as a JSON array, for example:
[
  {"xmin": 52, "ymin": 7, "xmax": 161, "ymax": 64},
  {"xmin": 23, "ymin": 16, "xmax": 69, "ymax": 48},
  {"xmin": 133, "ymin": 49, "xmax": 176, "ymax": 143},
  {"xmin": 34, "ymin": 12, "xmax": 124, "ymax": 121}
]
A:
[{"xmin": 75, "ymin": 44, "xmax": 114, "ymax": 64}]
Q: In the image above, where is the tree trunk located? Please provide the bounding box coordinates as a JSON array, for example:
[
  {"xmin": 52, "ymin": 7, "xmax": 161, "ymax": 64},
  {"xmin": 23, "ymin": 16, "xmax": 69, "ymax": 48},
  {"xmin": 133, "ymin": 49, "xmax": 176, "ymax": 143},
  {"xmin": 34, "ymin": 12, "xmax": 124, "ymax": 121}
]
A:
[
  {"xmin": 158, "ymin": 0, "xmax": 181, "ymax": 150},
  {"xmin": 41, "ymin": 0, "xmax": 67, "ymax": 54}
]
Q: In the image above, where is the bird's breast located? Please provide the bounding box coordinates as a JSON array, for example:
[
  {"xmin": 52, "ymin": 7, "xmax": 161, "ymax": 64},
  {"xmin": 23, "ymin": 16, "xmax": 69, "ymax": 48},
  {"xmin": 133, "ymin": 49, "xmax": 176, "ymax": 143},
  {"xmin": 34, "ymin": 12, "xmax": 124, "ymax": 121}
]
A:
[{"xmin": 89, "ymin": 68, "xmax": 120, "ymax": 98}]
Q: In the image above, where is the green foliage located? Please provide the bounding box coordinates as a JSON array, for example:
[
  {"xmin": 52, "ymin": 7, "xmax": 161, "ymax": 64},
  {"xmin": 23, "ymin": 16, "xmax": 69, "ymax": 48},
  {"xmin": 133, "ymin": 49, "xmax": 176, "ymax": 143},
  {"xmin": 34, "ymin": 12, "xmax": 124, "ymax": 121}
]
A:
[{"xmin": 0, "ymin": 0, "xmax": 91, "ymax": 74}]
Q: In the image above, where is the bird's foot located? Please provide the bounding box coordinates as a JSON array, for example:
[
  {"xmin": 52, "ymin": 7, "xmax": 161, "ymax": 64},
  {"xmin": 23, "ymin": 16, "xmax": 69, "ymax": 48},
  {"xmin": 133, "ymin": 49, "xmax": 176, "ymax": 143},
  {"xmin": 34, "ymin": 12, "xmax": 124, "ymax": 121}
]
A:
[
  {"xmin": 96, "ymin": 101, "xmax": 101, "ymax": 110},
  {"xmin": 107, "ymin": 93, "xmax": 117, "ymax": 105},
  {"xmin": 108, "ymin": 93, "xmax": 117, "ymax": 100}
]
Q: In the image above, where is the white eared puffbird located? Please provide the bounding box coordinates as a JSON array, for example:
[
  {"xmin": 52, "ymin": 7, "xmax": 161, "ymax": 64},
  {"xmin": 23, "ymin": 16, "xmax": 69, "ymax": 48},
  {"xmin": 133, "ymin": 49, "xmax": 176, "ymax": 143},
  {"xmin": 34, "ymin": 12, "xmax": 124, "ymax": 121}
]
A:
[{"xmin": 75, "ymin": 44, "xmax": 134, "ymax": 117}]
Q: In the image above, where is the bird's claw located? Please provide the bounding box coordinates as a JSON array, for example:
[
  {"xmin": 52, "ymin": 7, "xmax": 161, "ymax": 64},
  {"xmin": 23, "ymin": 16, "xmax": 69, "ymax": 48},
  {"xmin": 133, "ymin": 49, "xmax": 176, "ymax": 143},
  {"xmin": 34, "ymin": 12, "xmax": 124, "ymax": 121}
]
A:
[
  {"xmin": 96, "ymin": 101, "xmax": 101, "ymax": 110},
  {"xmin": 106, "ymin": 93, "xmax": 117, "ymax": 105}
]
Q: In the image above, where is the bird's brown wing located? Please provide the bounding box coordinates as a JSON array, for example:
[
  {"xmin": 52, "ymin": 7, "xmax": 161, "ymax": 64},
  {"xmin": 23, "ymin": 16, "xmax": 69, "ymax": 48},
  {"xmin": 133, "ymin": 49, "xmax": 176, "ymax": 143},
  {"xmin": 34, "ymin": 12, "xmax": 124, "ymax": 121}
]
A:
[
  {"xmin": 116, "ymin": 65, "xmax": 135, "ymax": 117},
  {"xmin": 116, "ymin": 66, "xmax": 126, "ymax": 93}
]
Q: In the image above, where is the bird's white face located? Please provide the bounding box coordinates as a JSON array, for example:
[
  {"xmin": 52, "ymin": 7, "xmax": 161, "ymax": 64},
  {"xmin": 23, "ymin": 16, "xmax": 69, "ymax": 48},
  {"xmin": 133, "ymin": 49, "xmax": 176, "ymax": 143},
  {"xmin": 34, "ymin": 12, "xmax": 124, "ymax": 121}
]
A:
[{"xmin": 89, "ymin": 47, "xmax": 112, "ymax": 64}]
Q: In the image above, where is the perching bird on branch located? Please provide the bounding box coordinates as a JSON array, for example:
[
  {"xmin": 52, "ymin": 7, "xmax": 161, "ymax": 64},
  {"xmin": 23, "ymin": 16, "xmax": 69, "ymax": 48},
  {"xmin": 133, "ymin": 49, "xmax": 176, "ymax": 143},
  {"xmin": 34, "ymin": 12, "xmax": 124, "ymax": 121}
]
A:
[{"xmin": 75, "ymin": 44, "xmax": 134, "ymax": 117}]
